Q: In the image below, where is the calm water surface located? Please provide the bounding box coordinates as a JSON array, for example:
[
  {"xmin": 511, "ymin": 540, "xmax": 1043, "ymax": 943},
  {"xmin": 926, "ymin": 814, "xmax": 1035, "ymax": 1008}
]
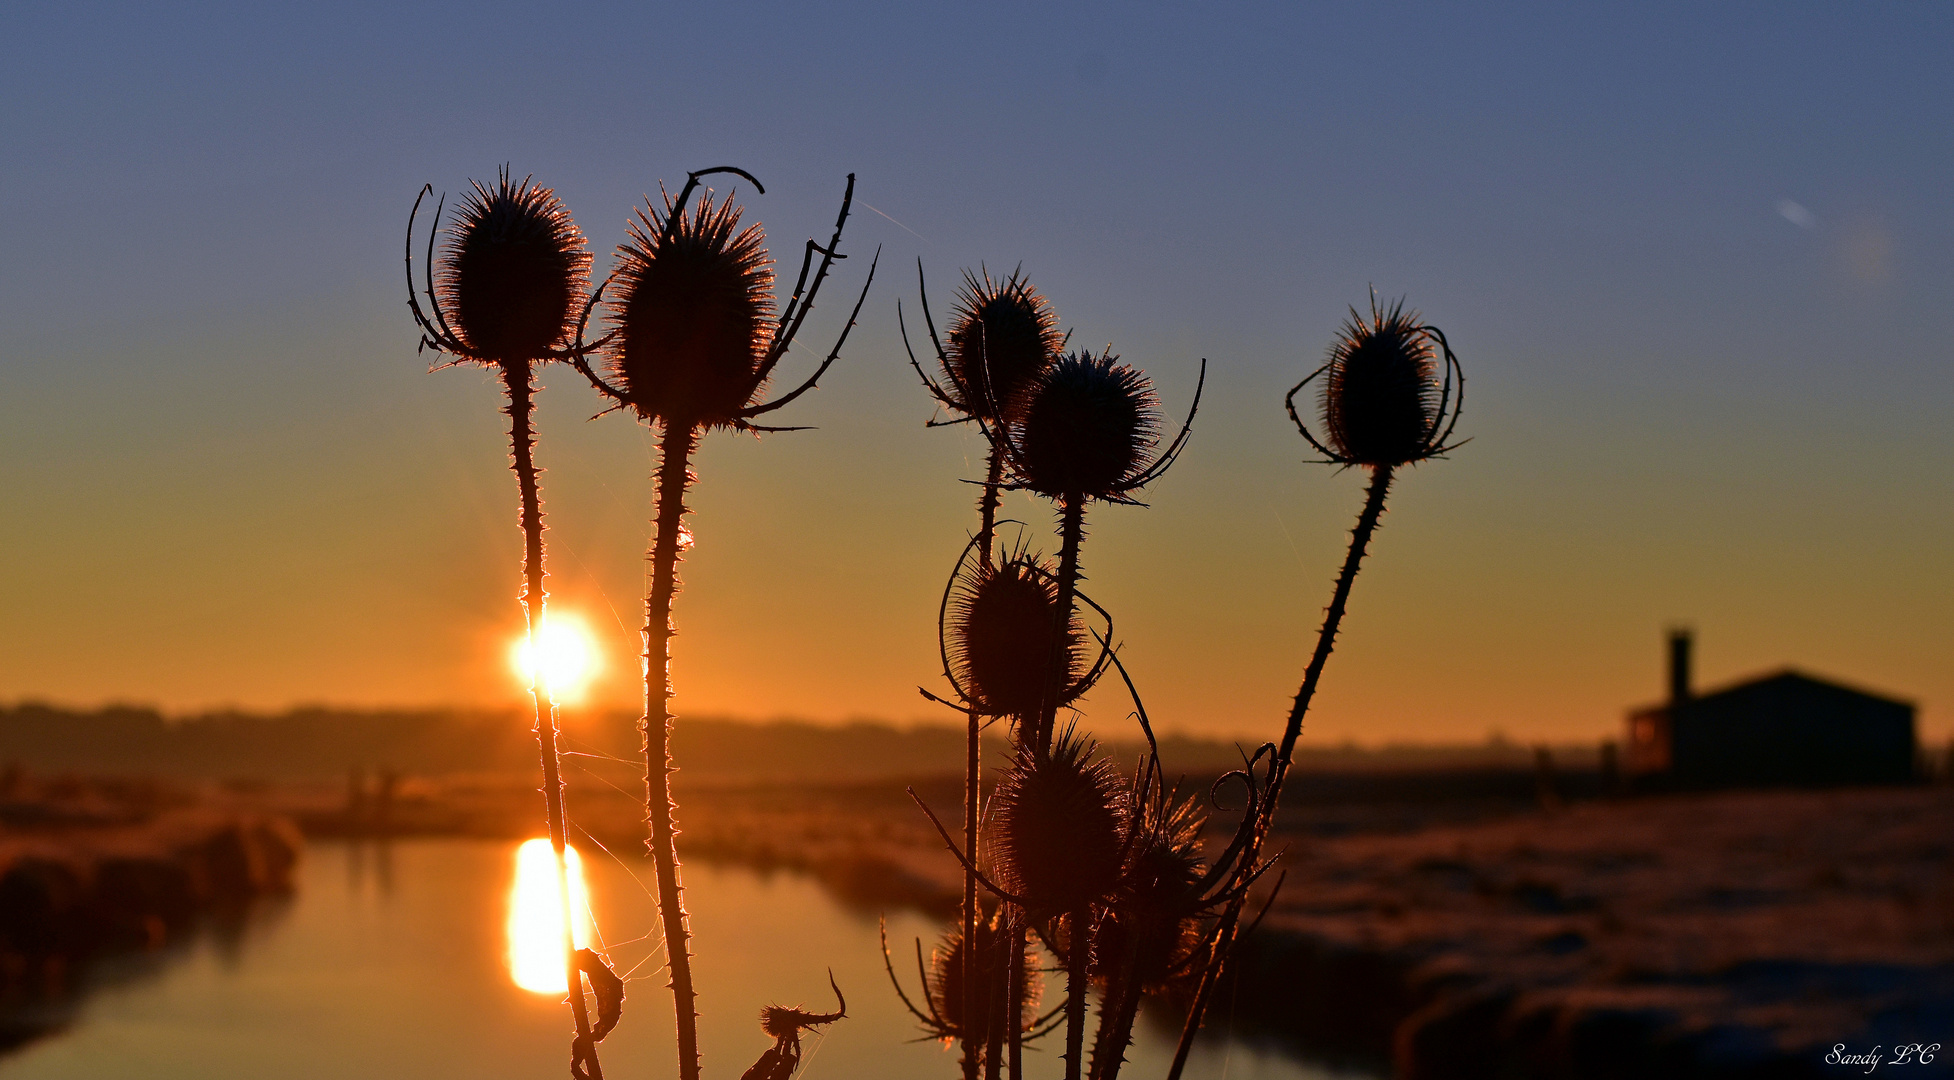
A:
[{"xmin": 0, "ymin": 840, "xmax": 1371, "ymax": 1080}]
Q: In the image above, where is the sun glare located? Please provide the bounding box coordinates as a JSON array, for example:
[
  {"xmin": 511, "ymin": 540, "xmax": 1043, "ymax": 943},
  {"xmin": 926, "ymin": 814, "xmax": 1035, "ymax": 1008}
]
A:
[
  {"xmin": 507, "ymin": 838, "xmax": 593, "ymax": 994},
  {"xmin": 510, "ymin": 615, "xmax": 599, "ymax": 703}
]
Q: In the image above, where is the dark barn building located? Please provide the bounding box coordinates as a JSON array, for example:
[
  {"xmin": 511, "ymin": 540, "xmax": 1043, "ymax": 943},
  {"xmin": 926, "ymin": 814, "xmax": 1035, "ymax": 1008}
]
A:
[{"xmin": 1625, "ymin": 631, "xmax": 1916, "ymax": 788}]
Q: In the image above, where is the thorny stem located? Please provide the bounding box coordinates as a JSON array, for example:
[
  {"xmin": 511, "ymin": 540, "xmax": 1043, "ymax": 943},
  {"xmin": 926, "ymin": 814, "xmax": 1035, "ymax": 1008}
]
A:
[
  {"xmin": 1008, "ymin": 923, "xmax": 1027, "ymax": 1080},
  {"xmin": 1097, "ymin": 982, "xmax": 1145, "ymax": 1080},
  {"xmin": 984, "ymin": 929, "xmax": 1007, "ymax": 1080},
  {"xmin": 962, "ymin": 706, "xmax": 981, "ymax": 1080},
  {"xmin": 976, "ymin": 450, "xmax": 1006, "ymax": 563},
  {"xmin": 963, "ymin": 447, "xmax": 1004, "ymax": 1080},
  {"xmin": 1166, "ymin": 463, "xmax": 1395, "ymax": 1080},
  {"xmin": 1063, "ymin": 908, "xmax": 1091, "ymax": 1080},
  {"xmin": 1087, "ymin": 928, "xmax": 1144, "ymax": 1080},
  {"xmin": 503, "ymin": 364, "xmax": 602, "ymax": 1080},
  {"xmin": 1272, "ymin": 464, "xmax": 1394, "ymax": 800},
  {"xmin": 1037, "ymin": 494, "xmax": 1086, "ymax": 753},
  {"xmin": 644, "ymin": 421, "xmax": 705, "ymax": 1080},
  {"xmin": 1164, "ymin": 905, "xmax": 1244, "ymax": 1080}
]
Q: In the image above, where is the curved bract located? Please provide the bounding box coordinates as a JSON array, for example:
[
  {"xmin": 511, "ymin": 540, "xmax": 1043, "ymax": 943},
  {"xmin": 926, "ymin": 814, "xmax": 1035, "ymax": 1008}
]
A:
[{"xmin": 609, "ymin": 190, "xmax": 775, "ymax": 428}]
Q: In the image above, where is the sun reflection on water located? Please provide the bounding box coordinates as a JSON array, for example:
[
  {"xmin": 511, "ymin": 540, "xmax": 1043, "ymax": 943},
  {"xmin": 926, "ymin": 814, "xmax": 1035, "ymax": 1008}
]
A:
[{"xmin": 507, "ymin": 838, "xmax": 592, "ymax": 994}]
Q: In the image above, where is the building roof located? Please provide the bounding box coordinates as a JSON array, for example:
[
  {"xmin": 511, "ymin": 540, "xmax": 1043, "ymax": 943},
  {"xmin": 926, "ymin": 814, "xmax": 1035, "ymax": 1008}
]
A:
[{"xmin": 1628, "ymin": 667, "xmax": 1916, "ymax": 717}]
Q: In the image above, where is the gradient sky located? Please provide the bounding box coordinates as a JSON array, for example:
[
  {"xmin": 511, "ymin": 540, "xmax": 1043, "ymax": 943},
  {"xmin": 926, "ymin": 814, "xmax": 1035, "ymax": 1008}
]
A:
[{"xmin": 2, "ymin": 2, "xmax": 1949, "ymax": 745}]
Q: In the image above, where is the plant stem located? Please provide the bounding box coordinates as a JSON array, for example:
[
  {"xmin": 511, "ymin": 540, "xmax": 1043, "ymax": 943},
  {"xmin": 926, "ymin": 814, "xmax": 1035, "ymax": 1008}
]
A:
[
  {"xmin": 1063, "ymin": 908, "xmax": 1091, "ymax": 1080},
  {"xmin": 976, "ymin": 449, "xmax": 1005, "ymax": 563},
  {"xmin": 984, "ymin": 927, "xmax": 1007, "ymax": 1080},
  {"xmin": 1037, "ymin": 493, "xmax": 1086, "ymax": 753},
  {"xmin": 503, "ymin": 363, "xmax": 601, "ymax": 1079},
  {"xmin": 1272, "ymin": 464, "xmax": 1393, "ymax": 798},
  {"xmin": 1008, "ymin": 922, "xmax": 1026, "ymax": 1080},
  {"xmin": 963, "ymin": 447, "xmax": 1003, "ymax": 1080},
  {"xmin": 644, "ymin": 421, "xmax": 704, "ymax": 1080},
  {"xmin": 1087, "ymin": 929, "xmax": 1142, "ymax": 1080},
  {"xmin": 1164, "ymin": 904, "xmax": 1241, "ymax": 1080}
]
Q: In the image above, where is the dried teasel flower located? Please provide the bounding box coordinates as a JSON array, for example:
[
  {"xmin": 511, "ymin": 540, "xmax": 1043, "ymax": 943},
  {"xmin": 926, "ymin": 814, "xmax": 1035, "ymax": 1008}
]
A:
[
  {"xmin": 609, "ymin": 189, "xmax": 776, "ymax": 429},
  {"xmin": 1290, "ymin": 294, "xmax": 1465, "ymax": 468},
  {"xmin": 943, "ymin": 269, "xmax": 1064, "ymax": 423},
  {"xmin": 1001, "ymin": 349, "xmax": 1200, "ymax": 754},
  {"xmin": 927, "ymin": 912, "xmax": 1042, "ymax": 1043},
  {"xmin": 1009, "ymin": 349, "xmax": 1163, "ymax": 502},
  {"xmin": 741, "ymin": 974, "xmax": 846, "ymax": 1080},
  {"xmin": 407, "ymin": 169, "xmax": 610, "ymax": 1076},
  {"xmin": 946, "ymin": 550, "xmax": 1087, "ymax": 719},
  {"xmin": 576, "ymin": 169, "xmax": 875, "ymax": 1080},
  {"xmin": 989, "ymin": 728, "xmax": 1128, "ymax": 917},
  {"xmin": 436, "ymin": 169, "xmax": 592, "ymax": 362},
  {"xmin": 1103, "ymin": 791, "xmax": 1208, "ymax": 989}
]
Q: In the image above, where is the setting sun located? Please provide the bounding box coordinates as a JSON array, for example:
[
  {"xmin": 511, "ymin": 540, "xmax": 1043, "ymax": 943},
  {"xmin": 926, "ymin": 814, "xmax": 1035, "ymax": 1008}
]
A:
[
  {"xmin": 510, "ymin": 616, "xmax": 599, "ymax": 703},
  {"xmin": 506, "ymin": 839, "xmax": 593, "ymax": 995}
]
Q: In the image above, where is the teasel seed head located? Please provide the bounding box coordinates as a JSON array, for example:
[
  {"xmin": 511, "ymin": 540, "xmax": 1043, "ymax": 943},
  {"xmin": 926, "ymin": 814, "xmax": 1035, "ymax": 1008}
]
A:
[
  {"xmin": 608, "ymin": 189, "xmax": 775, "ymax": 429},
  {"xmin": 437, "ymin": 169, "xmax": 591, "ymax": 362},
  {"xmin": 947, "ymin": 550, "xmax": 1086, "ymax": 719},
  {"xmin": 1319, "ymin": 297, "xmax": 1444, "ymax": 466},
  {"xmin": 944, "ymin": 269, "xmax": 1062, "ymax": 423},
  {"xmin": 1102, "ymin": 791, "xmax": 1208, "ymax": 989},
  {"xmin": 989, "ymin": 728, "xmax": 1127, "ymax": 916},
  {"xmin": 759, "ymin": 1006, "xmax": 804, "ymax": 1041},
  {"xmin": 926, "ymin": 910, "xmax": 1040, "ymax": 1042},
  {"xmin": 1010, "ymin": 349, "xmax": 1161, "ymax": 501}
]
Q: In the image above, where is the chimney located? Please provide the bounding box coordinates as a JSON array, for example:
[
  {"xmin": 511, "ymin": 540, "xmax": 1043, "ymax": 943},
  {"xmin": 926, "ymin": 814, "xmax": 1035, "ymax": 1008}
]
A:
[{"xmin": 1668, "ymin": 627, "xmax": 1693, "ymax": 706}]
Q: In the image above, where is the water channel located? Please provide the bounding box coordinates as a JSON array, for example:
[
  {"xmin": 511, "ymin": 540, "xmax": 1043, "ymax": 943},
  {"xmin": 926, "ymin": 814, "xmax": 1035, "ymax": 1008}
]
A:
[{"xmin": 0, "ymin": 840, "xmax": 1371, "ymax": 1080}]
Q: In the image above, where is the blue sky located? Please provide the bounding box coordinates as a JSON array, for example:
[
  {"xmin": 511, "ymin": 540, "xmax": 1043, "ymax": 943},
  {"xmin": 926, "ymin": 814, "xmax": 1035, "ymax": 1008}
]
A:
[{"xmin": 2, "ymin": 2, "xmax": 1949, "ymax": 743}]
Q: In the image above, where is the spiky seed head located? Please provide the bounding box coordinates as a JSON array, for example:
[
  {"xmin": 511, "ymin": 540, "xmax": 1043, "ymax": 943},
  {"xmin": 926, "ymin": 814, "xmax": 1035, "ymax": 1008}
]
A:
[
  {"xmin": 989, "ymin": 729, "xmax": 1127, "ymax": 915},
  {"xmin": 1101, "ymin": 792, "xmax": 1208, "ymax": 989},
  {"xmin": 760, "ymin": 1005, "xmax": 802, "ymax": 1040},
  {"xmin": 1320, "ymin": 298, "xmax": 1442, "ymax": 466},
  {"xmin": 1122, "ymin": 791, "xmax": 1206, "ymax": 914},
  {"xmin": 1011, "ymin": 350, "xmax": 1161, "ymax": 500},
  {"xmin": 609, "ymin": 190, "xmax": 775, "ymax": 428},
  {"xmin": 948, "ymin": 552, "xmax": 1085, "ymax": 718},
  {"xmin": 438, "ymin": 170, "xmax": 591, "ymax": 362},
  {"xmin": 943, "ymin": 270, "xmax": 1062, "ymax": 422},
  {"xmin": 926, "ymin": 911, "xmax": 1040, "ymax": 1041}
]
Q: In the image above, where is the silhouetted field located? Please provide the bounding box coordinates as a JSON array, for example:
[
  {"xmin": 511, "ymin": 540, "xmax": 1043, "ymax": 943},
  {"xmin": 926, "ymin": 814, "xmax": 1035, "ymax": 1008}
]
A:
[{"xmin": 3, "ymin": 704, "xmax": 1942, "ymax": 1077}]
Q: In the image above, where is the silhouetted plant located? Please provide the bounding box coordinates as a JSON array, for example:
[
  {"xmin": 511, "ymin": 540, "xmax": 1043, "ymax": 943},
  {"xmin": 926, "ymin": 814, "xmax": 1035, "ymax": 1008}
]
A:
[
  {"xmin": 1275, "ymin": 293, "xmax": 1463, "ymax": 785},
  {"xmin": 882, "ymin": 908, "xmax": 1054, "ymax": 1080},
  {"xmin": 573, "ymin": 166, "xmax": 877, "ymax": 1080},
  {"xmin": 404, "ymin": 169, "xmax": 612, "ymax": 1078},
  {"xmin": 1003, "ymin": 349, "xmax": 1203, "ymax": 752},
  {"xmin": 943, "ymin": 547, "xmax": 1102, "ymax": 722},
  {"xmin": 990, "ymin": 726, "xmax": 1130, "ymax": 1080},
  {"xmin": 914, "ymin": 346, "xmax": 1195, "ymax": 1080},
  {"xmin": 738, "ymin": 974, "xmax": 846, "ymax": 1080},
  {"xmin": 905, "ymin": 265, "xmax": 1065, "ymax": 1080},
  {"xmin": 1082, "ymin": 655, "xmax": 1279, "ymax": 1080},
  {"xmin": 1164, "ymin": 295, "xmax": 1464, "ymax": 1080},
  {"xmin": 990, "ymin": 728, "xmax": 1128, "ymax": 917}
]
